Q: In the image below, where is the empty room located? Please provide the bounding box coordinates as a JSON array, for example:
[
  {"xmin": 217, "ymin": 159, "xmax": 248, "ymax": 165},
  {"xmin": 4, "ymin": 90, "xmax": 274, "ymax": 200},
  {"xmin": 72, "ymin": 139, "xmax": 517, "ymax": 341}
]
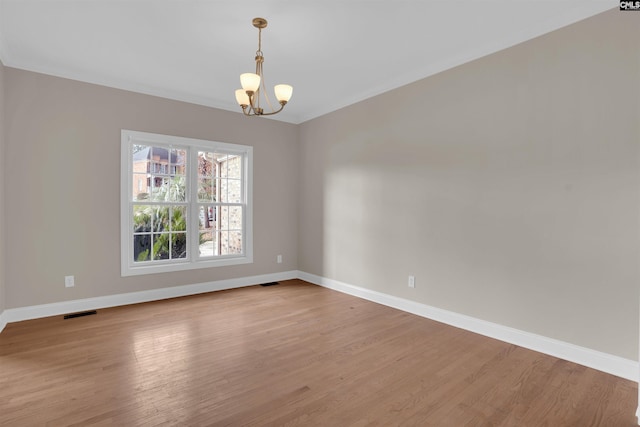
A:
[{"xmin": 0, "ymin": 1, "xmax": 639, "ymax": 425}]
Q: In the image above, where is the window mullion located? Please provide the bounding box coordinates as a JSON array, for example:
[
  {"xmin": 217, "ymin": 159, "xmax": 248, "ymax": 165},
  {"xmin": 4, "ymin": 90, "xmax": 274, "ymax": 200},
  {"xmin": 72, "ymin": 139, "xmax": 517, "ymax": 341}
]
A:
[{"xmin": 189, "ymin": 147, "xmax": 199, "ymax": 261}]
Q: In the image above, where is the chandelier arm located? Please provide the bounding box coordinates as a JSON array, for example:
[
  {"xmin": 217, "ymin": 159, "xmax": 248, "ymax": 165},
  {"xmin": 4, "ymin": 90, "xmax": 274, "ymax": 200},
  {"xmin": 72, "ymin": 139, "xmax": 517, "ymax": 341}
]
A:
[
  {"xmin": 248, "ymin": 91, "xmax": 265, "ymax": 116},
  {"xmin": 251, "ymin": 92, "xmax": 258, "ymax": 112},
  {"xmin": 241, "ymin": 102, "xmax": 285, "ymax": 117},
  {"xmin": 254, "ymin": 56, "xmax": 263, "ymax": 110},
  {"xmin": 257, "ymin": 102, "xmax": 286, "ymax": 116},
  {"xmin": 261, "ymin": 77, "xmax": 276, "ymax": 114},
  {"xmin": 246, "ymin": 91, "xmax": 255, "ymax": 111}
]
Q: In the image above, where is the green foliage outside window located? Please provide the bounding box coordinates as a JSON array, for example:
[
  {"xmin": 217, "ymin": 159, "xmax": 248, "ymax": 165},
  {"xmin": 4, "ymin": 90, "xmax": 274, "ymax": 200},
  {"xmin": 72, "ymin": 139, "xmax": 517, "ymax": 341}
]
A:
[{"xmin": 133, "ymin": 176, "xmax": 188, "ymax": 262}]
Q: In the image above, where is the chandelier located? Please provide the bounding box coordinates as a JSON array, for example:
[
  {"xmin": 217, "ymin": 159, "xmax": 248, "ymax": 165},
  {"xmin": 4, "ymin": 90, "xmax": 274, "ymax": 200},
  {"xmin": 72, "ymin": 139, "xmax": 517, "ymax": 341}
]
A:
[{"xmin": 235, "ymin": 18, "xmax": 293, "ymax": 116}]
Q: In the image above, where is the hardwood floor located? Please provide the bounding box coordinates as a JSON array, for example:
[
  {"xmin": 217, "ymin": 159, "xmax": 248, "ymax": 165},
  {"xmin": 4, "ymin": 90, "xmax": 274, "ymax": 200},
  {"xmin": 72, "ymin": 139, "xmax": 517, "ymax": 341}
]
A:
[{"xmin": 0, "ymin": 279, "xmax": 636, "ymax": 426}]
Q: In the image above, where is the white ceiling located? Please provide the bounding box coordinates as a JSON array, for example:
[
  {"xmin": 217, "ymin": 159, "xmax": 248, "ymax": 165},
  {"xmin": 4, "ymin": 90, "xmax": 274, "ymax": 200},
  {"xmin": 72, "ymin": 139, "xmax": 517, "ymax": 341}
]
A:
[{"xmin": 0, "ymin": 1, "xmax": 616, "ymax": 124}]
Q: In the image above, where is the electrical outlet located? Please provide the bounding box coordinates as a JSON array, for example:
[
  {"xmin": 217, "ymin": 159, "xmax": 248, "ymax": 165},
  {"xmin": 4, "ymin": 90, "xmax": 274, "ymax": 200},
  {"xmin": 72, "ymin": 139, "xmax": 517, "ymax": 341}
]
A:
[
  {"xmin": 408, "ymin": 275, "xmax": 415, "ymax": 288},
  {"xmin": 277, "ymin": 254, "xmax": 283, "ymax": 264},
  {"xmin": 65, "ymin": 275, "xmax": 75, "ymax": 288}
]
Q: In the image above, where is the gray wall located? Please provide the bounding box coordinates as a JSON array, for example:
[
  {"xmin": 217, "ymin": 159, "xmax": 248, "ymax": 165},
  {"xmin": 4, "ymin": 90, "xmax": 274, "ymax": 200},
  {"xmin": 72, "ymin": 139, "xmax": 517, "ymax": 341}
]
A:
[
  {"xmin": 1, "ymin": 9, "xmax": 638, "ymax": 363},
  {"xmin": 3, "ymin": 69, "xmax": 298, "ymax": 308},
  {"xmin": 0, "ymin": 59, "xmax": 5, "ymax": 315},
  {"xmin": 298, "ymin": 10, "xmax": 640, "ymax": 360}
]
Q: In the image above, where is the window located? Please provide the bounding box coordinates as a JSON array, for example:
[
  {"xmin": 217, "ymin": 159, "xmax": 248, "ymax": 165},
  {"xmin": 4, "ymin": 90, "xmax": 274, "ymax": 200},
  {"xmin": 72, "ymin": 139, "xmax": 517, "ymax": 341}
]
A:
[{"xmin": 121, "ymin": 130, "xmax": 253, "ymax": 276}]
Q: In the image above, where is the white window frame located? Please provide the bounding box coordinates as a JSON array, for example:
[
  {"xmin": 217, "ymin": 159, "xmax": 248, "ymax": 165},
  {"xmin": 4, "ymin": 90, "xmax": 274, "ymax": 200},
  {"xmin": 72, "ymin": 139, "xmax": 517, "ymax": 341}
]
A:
[{"xmin": 121, "ymin": 130, "xmax": 253, "ymax": 276}]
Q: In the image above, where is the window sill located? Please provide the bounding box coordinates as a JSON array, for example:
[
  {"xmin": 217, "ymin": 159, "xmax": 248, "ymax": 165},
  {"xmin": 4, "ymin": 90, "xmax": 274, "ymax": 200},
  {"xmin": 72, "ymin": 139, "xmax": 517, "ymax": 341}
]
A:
[{"xmin": 121, "ymin": 255, "xmax": 253, "ymax": 277}]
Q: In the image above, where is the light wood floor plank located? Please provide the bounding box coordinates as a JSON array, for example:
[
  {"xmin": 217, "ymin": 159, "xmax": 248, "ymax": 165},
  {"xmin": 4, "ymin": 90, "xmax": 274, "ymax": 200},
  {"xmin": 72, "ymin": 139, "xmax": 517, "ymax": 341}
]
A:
[{"xmin": 0, "ymin": 279, "xmax": 636, "ymax": 426}]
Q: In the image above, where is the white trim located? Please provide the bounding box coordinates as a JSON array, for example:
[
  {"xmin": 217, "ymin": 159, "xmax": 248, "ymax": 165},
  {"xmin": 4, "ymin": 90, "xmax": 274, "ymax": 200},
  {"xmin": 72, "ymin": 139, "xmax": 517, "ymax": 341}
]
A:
[
  {"xmin": 3, "ymin": 271, "xmax": 297, "ymax": 324},
  {"xmin": 297, "ymin": 271, "xmax": 639, "ymax": 383},
  {"xmin": 636, "ymin": 406, "xmax": 640, "ymax": 425}
]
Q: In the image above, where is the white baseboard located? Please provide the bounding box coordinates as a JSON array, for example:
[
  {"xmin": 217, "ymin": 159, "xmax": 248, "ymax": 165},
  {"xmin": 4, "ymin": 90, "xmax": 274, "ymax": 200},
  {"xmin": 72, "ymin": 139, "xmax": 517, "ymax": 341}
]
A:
[
  {"xmin": 297, "ymin": 271, "xmax": 639, "ymax": 383},
  {"xmin": 2, "ymin": 269, "xmax": 637, "ymax": 384},
  {"xmin": 2, "ymin": 270, "xmax": 298, "ymax": 324}
]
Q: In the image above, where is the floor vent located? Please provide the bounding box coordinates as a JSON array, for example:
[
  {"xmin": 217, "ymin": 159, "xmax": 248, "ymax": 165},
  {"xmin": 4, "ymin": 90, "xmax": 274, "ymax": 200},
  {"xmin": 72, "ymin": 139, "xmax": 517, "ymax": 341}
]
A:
[
  {"xmin": 64, "ymin": 310, "xmax": 97, "ymax": 319},
  {"xmin": 260, "ymin": 282, "xmax": 279, "ymax": 287}
]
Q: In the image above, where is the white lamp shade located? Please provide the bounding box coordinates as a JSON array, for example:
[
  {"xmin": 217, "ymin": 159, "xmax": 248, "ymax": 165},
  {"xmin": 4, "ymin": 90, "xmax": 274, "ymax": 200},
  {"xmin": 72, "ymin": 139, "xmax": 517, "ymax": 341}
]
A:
[
  {"xmin": 274, "ymin": 84, "xmax": 293, "ymax": 103},
  {"xmin": 235, "ymin": 89, "xmax": 250, "ymax": 106},
  {"xmin": 240, "ymin": 73, "xmax": 261, "ymax": 92}
]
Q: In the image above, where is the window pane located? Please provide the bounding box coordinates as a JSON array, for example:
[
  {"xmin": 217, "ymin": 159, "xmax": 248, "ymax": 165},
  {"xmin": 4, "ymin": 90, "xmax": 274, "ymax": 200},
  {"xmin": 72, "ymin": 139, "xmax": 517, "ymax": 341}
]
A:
[
  {"xmin": 153, "ymin": 207, "xmax": 170, "ymax": 232},
  {"xmin": 133, "ymin": 234, "xmax": 151, "ymax": 262},
  {"xmin": 219, "ymin": 206, "xmax": 242, "ymax": 255},
  {"xmin": 135, "ymin": 145, "xmax": 186, "ymax": 203},
  {"xmin": 170, "ymin": 148, "xmax": 187, "ymax": 177},
  {"xmin": 150, "ymin": 176, "xmax": 167, "ymax": 201},
  {"xmin": 199, "ymin": 231, "xmax": 216, "ymax": 257},
  {"xmin": 228, "ymin": 206, "xmax": 242, "ymax": 230},
  {"xmin": 199, "ymin": 204, "xmax": 218, "ymax": 258},
  {"xmin": 172, "ymin": 206, "xmax": 187, "ymax": 232},
  {"xmin": 198, "ymin": 151, "xmax": 215, "ymax": 178},
  {"xmin": 152, "ymin": 233, "xmax": 170, "ymax": 260},
  {"xmin": 132, "ymin": 145, "xmax": 151, "ymax": 201},
  {"xmin": 132, "ymin": 173, "xmax": 149, "ymax": 201},
  {"xmin": 220, "ymin": 231, "xmax": 242, "ymax": 255},
  {"xmin": 198, "ymin": 178, "xmax": 215, "ymax": 202},
  {"xmin": 219, "ymin": 206, "xmax": 242, "ymax": 231},
  {"xmin": 131, "ymin": 144, "xmax": 187, "ymax": 196},
  {"xmin": 197, "ymin": 151, "xmax": 217, "ymax": 202},
  {"xmin": 224, "ymin": 155, "xmax": 242, "ymax": 179},
  {"xmin": 199, "ymin": 205, "xmax": 216, "ymax": 230},
  {"xmin": 172, "ymin": 232, "xmax": 187, "ymax": 259},
  {"xmin": 167, "ymin": 176, "xmax": 186, "ymax": 202},
  {"xmin": 219, "ymin": 231, "xmax": 229, "ymax": 255},
  {"xmin": 215, "ymin": 153, "xmax": 227, "ymax": 177},
  {"xmin": 151, "ymin": 176, "xmax": 186, "ymax": 202},
  {"xmin": 133, "ymin": 205, "xmax": 152, "ymax": 233},
  {"xmin": 228, "ymin": 231, "xmax": 243, "ymax": 255},
  {"xmin": 219, "ymin": 179, "xmax": 227, "ymax": 202},
  {"xmin": 225, "ymin": 179, "xmax": 242, "ymax": 203},
  {"xmin": 220, "ymin": 206, "xmax": 229, "ymax": 231}
]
